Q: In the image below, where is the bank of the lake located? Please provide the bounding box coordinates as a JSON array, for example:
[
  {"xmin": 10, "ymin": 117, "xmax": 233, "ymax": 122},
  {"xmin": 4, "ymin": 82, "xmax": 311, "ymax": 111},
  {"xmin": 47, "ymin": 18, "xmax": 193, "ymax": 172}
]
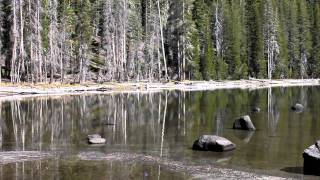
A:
[
  {"xmin": 0, "ymin": 81, "xmax": 319, "ymax": 179},
  {"xmin": 0, "ymin": 79, "xmax": 319, "ymax": 100}
]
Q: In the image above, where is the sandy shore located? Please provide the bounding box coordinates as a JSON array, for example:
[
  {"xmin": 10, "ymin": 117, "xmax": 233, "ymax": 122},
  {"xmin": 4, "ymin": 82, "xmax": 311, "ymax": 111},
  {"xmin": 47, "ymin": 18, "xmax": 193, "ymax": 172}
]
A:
[{"xmin": 0, "ymin": 79, "xmax": 319, "ymax": 100}]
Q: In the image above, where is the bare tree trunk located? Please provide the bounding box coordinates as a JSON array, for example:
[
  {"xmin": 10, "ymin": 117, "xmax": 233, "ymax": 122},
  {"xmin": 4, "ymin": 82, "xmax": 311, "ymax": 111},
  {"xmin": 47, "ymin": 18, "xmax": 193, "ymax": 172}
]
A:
[
  {"xmin": 182, "ymin": 0, "xmax": 186, "ymax": 81},
  {"xmin": 157, "ymin": 0, "xmax": 168, "ymax": 81},
  {"xmin": 37, "ymin": 0, "xmax": 42, "ymax": 82},
  {"xmin": 17, "ymin": 0, "xmax": 25, "ymax": 83},
  {"xmin": 11, "ymin": 0, "xmax": 18, "ymax": 83},
  {"xmin": 122, "ymin": 0, "xmax": 127, "ymax": 81}
]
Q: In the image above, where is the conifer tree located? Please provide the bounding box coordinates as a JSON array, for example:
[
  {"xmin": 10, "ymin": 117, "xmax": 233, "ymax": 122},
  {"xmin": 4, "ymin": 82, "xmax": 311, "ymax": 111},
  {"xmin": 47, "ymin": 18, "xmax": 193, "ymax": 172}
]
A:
[
  {"xmin": 245, "ymin": 0, "xmax": 265, "ymax": 78},
  {"xmin": 310, "ymin": 0, "xmax": 320, "ymax": 77},
  {"xmin": 296, "ymin": 0, "xmax": 312, "ymax": 78}
]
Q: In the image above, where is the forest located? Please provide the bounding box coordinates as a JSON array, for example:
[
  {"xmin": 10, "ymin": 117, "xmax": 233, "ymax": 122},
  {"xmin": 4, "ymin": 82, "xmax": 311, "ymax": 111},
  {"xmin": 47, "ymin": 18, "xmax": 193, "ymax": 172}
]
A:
[{"xmin": 0, "ymin": 0, "xmax": 319, "ymax": 83}]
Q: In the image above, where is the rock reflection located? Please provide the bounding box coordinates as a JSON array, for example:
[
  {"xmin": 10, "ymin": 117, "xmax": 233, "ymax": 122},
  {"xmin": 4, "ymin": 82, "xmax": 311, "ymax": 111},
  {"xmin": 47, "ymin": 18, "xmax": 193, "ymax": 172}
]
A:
[{"xmin": 233, "ymin": 131, "xmax": 254, "ymax": 143}]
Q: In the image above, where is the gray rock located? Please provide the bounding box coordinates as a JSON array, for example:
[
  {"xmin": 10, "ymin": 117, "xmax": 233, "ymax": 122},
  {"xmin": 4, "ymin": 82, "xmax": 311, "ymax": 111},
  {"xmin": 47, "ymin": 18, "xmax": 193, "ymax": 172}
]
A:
[
  {"xmin": 233, "ymin": 115, "xmax": 256, "ymax": 131},
  {"xmin": 303, "ymin": 141, "xmax": 320, "ymax": 175},
  {"xmin": 192, "ymin": 135, "xmax": 236, "ymax": 152},
  {"xmin": 291, "ymin": 103, "xmax": 304, "ymax": 112}
]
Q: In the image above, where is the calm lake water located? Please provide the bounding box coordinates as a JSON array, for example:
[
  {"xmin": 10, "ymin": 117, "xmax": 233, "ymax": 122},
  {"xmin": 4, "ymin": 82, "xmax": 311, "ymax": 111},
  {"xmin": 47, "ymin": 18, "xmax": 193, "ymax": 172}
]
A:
[{"xmin": 0, "ymin": 86, "xmax": 320, "ymax": 179}]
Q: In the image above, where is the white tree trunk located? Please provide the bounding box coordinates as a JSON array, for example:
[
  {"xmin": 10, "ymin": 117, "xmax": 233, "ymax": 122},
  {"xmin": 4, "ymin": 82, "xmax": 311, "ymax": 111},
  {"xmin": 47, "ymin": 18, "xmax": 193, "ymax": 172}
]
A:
[{"xmin": 157, "ymin": 0, "xmax": 168, "ymax": 81}]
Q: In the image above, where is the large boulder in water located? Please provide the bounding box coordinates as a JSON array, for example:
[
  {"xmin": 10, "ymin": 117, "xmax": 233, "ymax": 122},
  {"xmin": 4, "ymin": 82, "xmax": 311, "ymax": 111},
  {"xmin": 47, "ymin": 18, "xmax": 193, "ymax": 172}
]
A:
[
  {"xmin": 303, "ymin": 140, "xmax": 320, "ymax": 175},
  {"xmin": 291, "ymin": 103, "xmax": 304, "ymax": 112},
  {"xmin": 233, "ymin": 115, "xmax": 256, "ymax": 131},
  {"xmin": 192, "ymin": 135, "xmax": 236, "ymax": 152}
]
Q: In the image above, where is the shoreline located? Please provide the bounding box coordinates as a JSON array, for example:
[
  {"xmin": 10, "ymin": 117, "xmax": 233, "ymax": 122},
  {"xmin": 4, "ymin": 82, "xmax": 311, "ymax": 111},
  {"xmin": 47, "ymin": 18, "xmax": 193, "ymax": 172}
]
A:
[
  {"xmin": 0, "ymin": 79, "xmax": 319, "ymax": 100},
  {"xmin": 78, "ymin": 152, "xmax": 292, "ymax": 180}
]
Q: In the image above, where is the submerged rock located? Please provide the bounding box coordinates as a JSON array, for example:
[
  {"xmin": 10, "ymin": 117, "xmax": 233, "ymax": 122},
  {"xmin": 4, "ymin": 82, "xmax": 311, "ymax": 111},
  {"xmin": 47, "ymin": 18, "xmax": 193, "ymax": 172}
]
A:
[
  {"xmin": 291, "ymin": 103, "xmax": 304, "ymax": 112},
  {"xmin": 233, "ymin": 115, "xmax": 256, "ymax": 131},
  {"xmin": 192, "ymin": 135, "xmax": 236, "ymax": 152},
  {"xmin": 88, "ymin": 134, "xmax": 106, "ymax": 144},
  {"xmin": 252, "ymin": 107, "xmax": 261, "ymax": 113},
  {"xmin": 303, "ymin": 140, "xmax": 320, "ymax": 175}
]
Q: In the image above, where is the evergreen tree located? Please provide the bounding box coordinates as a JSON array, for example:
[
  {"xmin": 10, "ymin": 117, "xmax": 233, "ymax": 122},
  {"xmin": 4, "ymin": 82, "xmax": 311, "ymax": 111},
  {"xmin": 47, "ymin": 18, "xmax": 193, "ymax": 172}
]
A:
[
  {"xmin": 193, "ymin": 0, "xmax": 216, "ymax": 80},
  {"xmin": 245, "ymin": 0, "xmax": 265, "ymax": 78},
  {"xmin": 275, "ymin": 0, "xmax": 289, "ymax": 78},
  {"xmin": 0, "ymin": 0, "xmax": 4, "ymax": 78},
  {"xmin": 203, "ymin": 31, "xmax": 216, "ymax": 80},
  {"xmin": 296, "ymin": 0, "xmax": 312, "ymax": 78},
  {"xmin": 222, "ymin": 0, "xmax": 242, "ymax": 79},
  {"xmin": 75, "ymin": 0, "xmax": 93, "ymax": 82},
  {"xmin": 287, "ymin": 0, "xmax": 300, "ymax": 78},
  {"xmin": 190, "ymin": 30, "xmax": 201, "ymax": 80},
  {"xmin": 310, "ymin": 0, "xmax": 320, "ymax": 77}
]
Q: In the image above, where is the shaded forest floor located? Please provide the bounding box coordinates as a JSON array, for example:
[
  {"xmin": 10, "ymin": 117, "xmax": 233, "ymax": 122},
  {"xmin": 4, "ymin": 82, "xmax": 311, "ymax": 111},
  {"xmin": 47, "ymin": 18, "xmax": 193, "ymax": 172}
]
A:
[{"xmin": 0, "ymin": 79, "xmax": 319, "ymax": 100}]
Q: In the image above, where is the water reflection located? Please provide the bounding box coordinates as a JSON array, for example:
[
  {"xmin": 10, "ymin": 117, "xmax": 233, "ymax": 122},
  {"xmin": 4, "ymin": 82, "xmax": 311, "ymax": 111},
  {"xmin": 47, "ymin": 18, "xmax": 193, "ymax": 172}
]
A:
[
  {"xmin": 268, "ymin": 87, "xmax": 280, "ymax": 136},
  {"xmin": 0, "ymin": 86, "xmax": 319, "ymax": 178}
]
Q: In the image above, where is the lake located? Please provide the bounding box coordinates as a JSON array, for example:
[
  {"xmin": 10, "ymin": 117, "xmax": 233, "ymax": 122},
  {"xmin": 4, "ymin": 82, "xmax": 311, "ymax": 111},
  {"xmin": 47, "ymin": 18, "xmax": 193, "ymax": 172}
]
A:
[{"xmin": 0, "ymin": 86, "xmax": 319, "ymax": 179}]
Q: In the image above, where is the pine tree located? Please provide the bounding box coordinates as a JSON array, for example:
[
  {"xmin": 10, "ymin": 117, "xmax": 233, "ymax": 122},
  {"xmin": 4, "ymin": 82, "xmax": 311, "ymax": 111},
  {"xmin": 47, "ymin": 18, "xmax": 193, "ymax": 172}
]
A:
[
  {"xmin": 75, "ymin": 0, "xmax": 93, "ymax": 82},
  {"xmin": 203, "ymin": 31, "xmax": 216, "ymax": 80},
  {"xmin": 275, "ymin": 0, "xmax": 289, "ymax": 78},
  {"xmin": 296, "ymin": 0, "xmax": 312, "ymax": 78},
  {"xmin": 222, "ymin": 0, "xmax": 242, "ymax": 79},
  {"xmin": 193, "ymin": 0, "xmax": 216, "ymax": 80},
  {"xmin": 287, "ymin": 0, "xmax": 300, "ymax": 78},
  {"xmin": 214, "ymin": 0, "xmax": 227, "ymax": 79},
  {"xmin": 245, "ymin": 0, "xmax": 265, "ymax": 78},
  {"xmin": 310, "ymin": 0, "xmax": 320, "ymax": 77},
  {"xmin": 190, "ymin": 30, "xmax": 201, "ymax": 80},
  {"xmin": 0, "ymin": 0, "xmax": 4, "ymax": 81}
]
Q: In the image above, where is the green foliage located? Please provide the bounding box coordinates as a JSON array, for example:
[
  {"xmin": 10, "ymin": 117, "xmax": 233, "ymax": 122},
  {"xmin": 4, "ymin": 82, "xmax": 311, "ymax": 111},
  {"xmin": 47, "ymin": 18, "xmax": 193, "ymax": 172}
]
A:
[
  {"xmin": 191, "ymin": 31, "xmax": 202, "ymax": 80},
  {"xmin": 245, "ymin": 0, "xmax": 265, "ymax": 78},
  {"xmin": 203, "ymin": 32, "xmax": 216, "ymax": 80},
  {"xmin": 311, "ymin": 1, "xmax": 320, "ymax": 77},
  {"xmin": 192, "ymin": 0, "xmax": 216, "ymax": 80},
  {"xmin": 275, "ymin": 0, "xmax": 289, "ymax": 78},
  {"xmin": 42, "ymin": 0, "xmax": 50, "ymax": 54}
]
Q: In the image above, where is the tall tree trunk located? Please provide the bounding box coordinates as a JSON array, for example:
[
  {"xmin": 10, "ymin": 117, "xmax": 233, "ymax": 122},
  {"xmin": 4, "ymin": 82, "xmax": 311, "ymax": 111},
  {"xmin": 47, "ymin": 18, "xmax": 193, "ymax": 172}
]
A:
[
  {"xmin": 157, "ymin": 0, "xmax": 168, "ymax": 81},
  {"xmin": 10, "ymin": 0, "xmax": 18, "ymax": 83}
]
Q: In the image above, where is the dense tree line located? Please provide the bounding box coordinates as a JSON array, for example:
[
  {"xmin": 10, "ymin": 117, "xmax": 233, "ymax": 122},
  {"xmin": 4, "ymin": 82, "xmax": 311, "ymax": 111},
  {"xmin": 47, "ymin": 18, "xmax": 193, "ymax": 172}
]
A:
[{"xmin": 0, "ymin": 0, "xmax": 319, "ymax": 83}]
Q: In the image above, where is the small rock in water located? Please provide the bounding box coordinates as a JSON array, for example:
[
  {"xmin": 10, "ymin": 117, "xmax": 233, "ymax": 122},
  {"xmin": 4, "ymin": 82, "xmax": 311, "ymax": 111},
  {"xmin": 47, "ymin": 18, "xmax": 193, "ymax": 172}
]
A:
[
  {"xmin": 291, "ymin": 103, "xmax": 304, "ymax": 112},
  {"xmin": 233, "ymin": 115, "xmax": 256, "ymax": 131},
  {"xmin": 252, "ymin": 107, "xmax": 261, "ymax": 113},
  {"xmin": 87, "ymin": 134, "xmax": 106, "ymax": 144},
  {"xmin": 303, "ymin": 140, "xmax": 320, "ymax": 175},
  {"xmin": 192, "ymin": 135, "xmax": 236, "ymax": 152}
]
